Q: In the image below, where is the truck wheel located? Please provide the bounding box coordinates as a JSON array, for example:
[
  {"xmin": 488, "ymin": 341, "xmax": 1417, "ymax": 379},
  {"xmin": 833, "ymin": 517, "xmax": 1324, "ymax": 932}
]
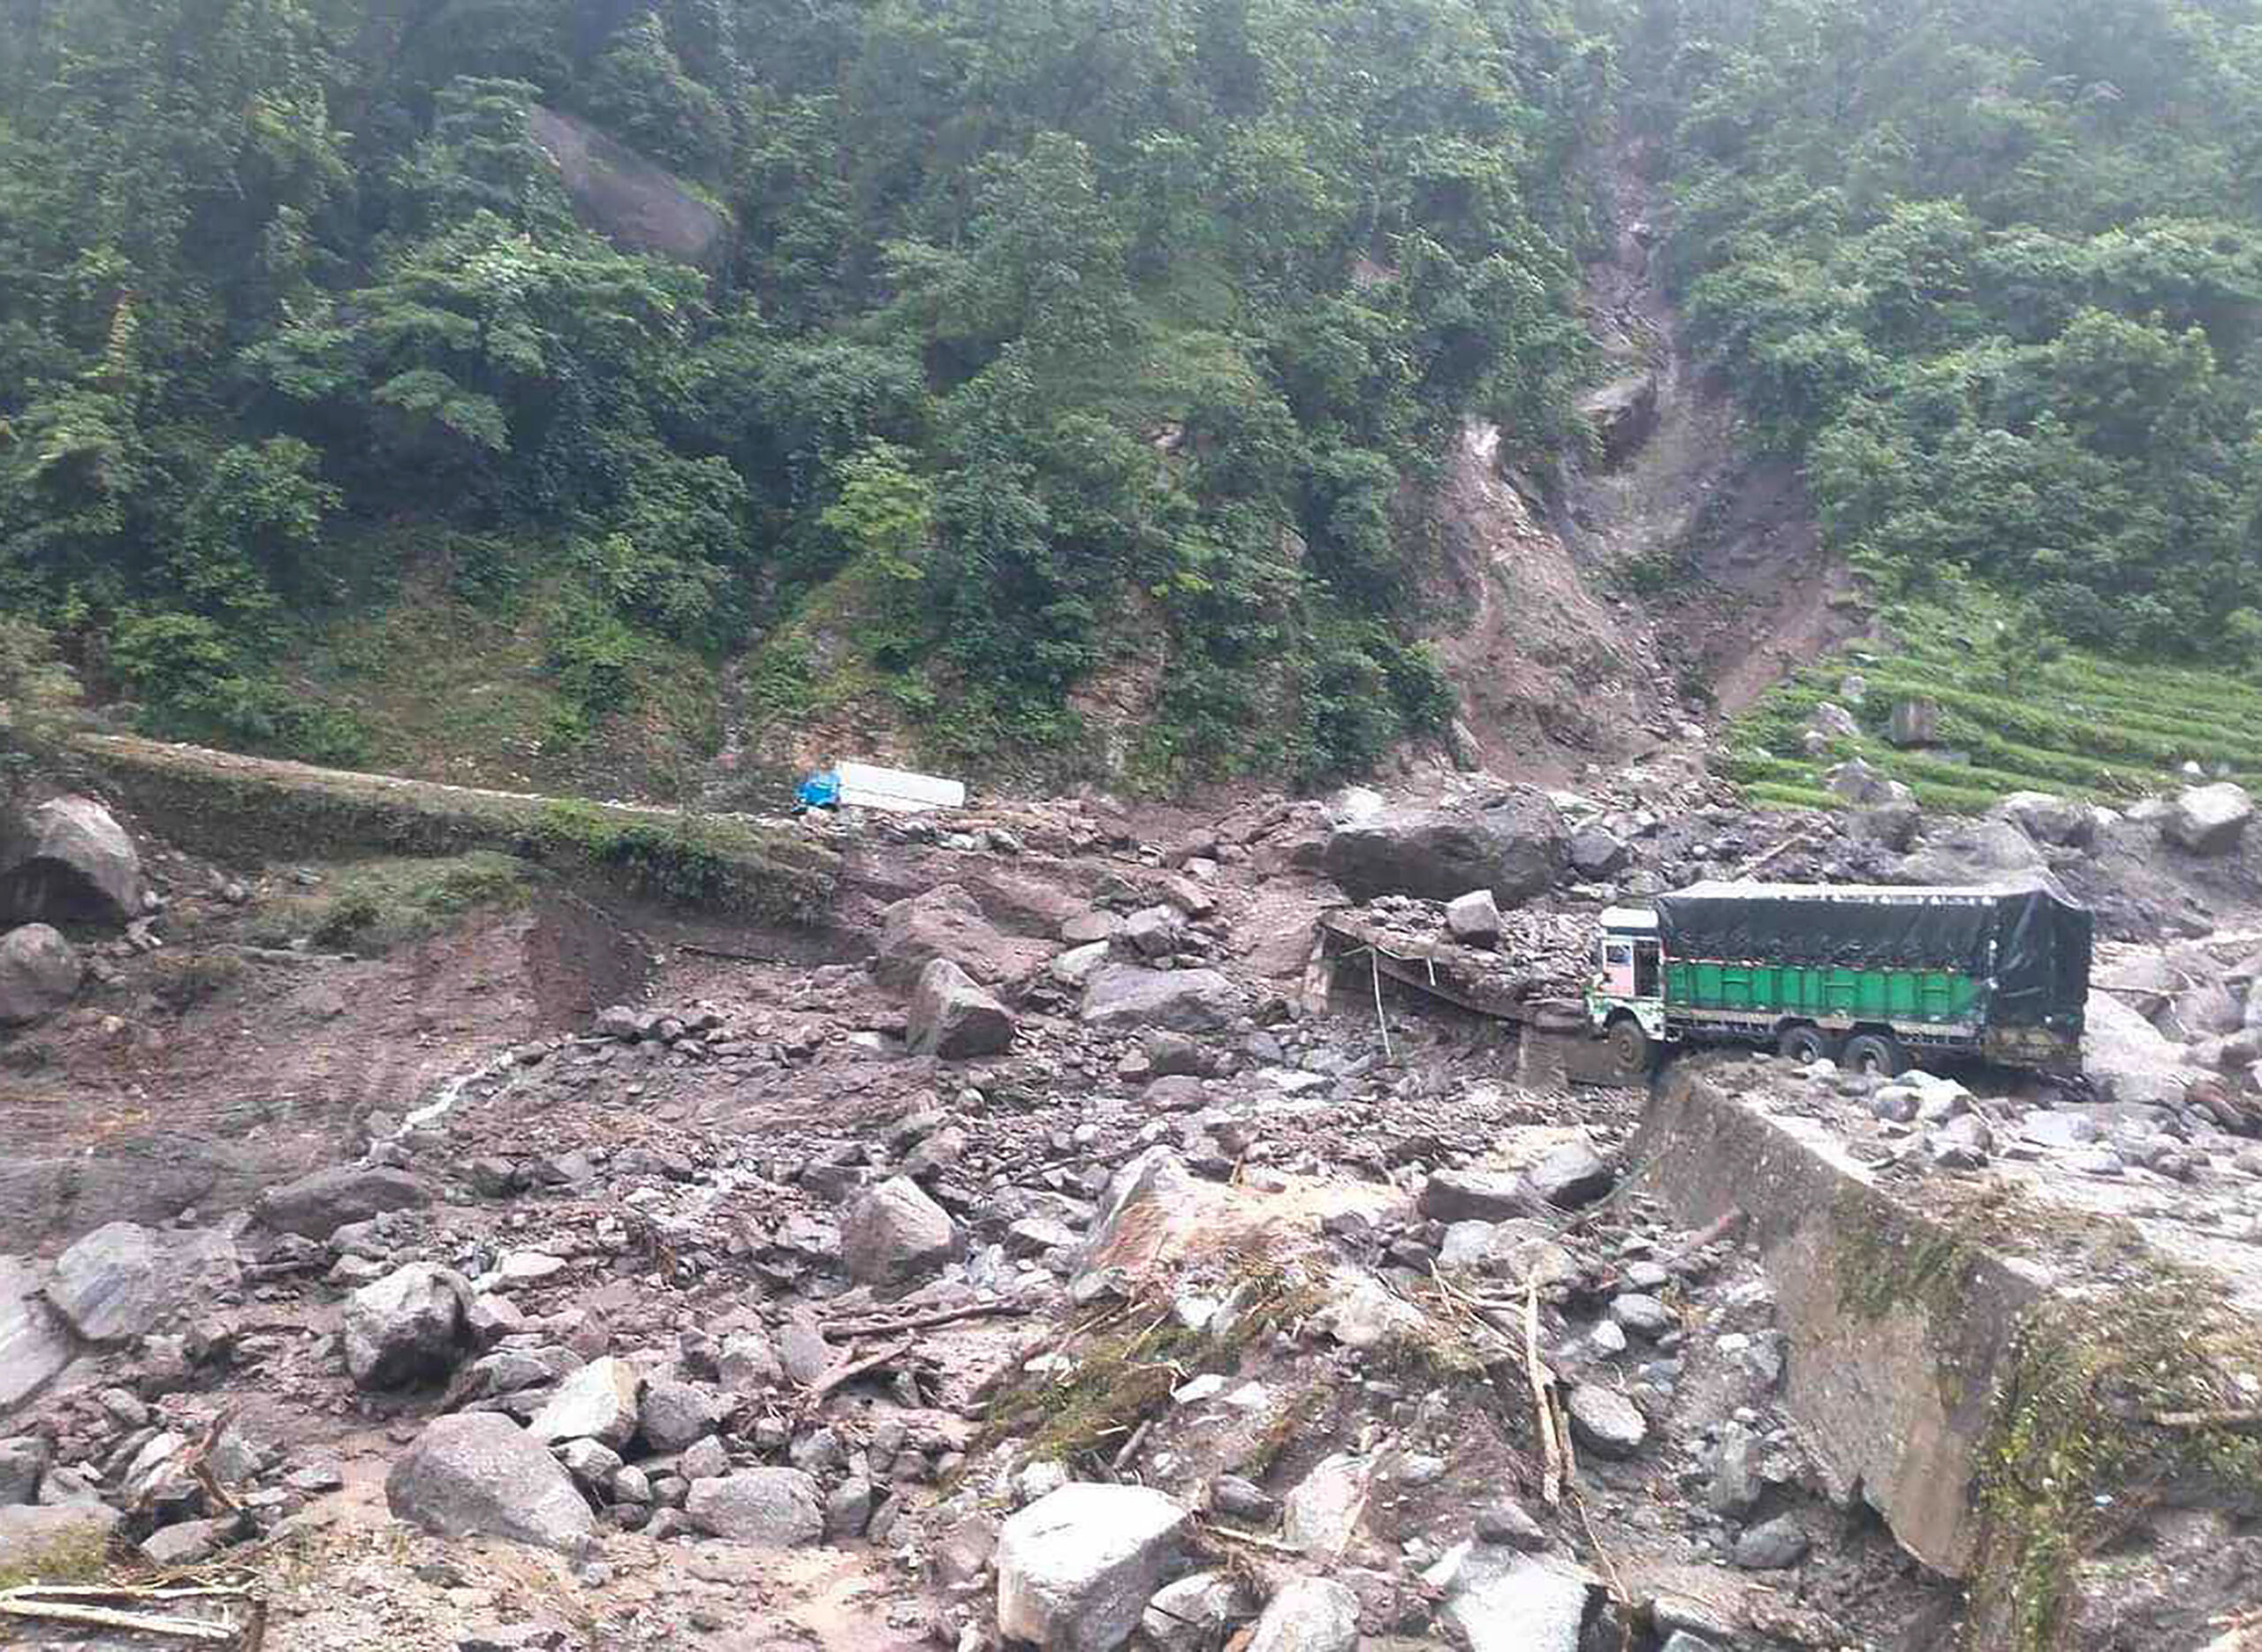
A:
[
  {"xmin": 1842, "ymin": 1033, "xmax": 1907, "ymax": 1078},
  {"xmin": 1607, "ymin": 1017, "xmax": 1654, "ymax": 1077},
  {"xmin": 1777, "ymin": 1024, "xmax": 1834, "ymax": 1064}
]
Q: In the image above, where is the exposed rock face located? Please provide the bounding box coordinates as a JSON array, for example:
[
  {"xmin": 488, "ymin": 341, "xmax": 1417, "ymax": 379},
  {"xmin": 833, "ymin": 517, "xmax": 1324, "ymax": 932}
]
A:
[
  {"xmin": 1887, "ymin": 697, "xmax": 1939, "ymax": 748},
  {"xmin": 1581, "ymin": 373, "xmax": 1659, "ymax": 468},
  {"xmin": 343, "ymin": 1263, "xmax": 472, "ymax": 1390},
  {"xmin": 44, "ymin": 1222, "xmax": 239, "ymax": 1345},
  {"xmin": 1825, "ymin": 757, "xmax": 1913, "ymax": 809},
  {"xmin": 1321, "ymin": 788, "xmax": 1567, "ymax": 906},
  {"xmin": 1079, "ymin": 965, "xmax": 1239, "ymax": 1033},
  {"xmin": 255, "ymin": 1166, "xmax": 435, "ymax": 1239},
  {"xmin": 384, "ymin": 1413, "xmax": 596, "ymax": 1555},
  {"xmin": 997, "ymin": 1483, "xmax": 1190, "ymax": 1652},
  {"xmin": 907, "ymin": 958, "xmax": 1015, "ymax": 1058},
  {"xmin": 2160, "ymin": 782, "xmax": 2253, "ymax": 854},
  {"xmin": 684, "ymin": 1468, "xmax": 824, "ymax": 1545},
  {"xmin": 0, "ymin": 795, "xmax": 142, "ymax": 927},
  {"xmin": 0, "ymin": 924, "xmax": 79, "ymax": 1025},
  {"xmin": 526, "ymin": 105, "xmax": 728, "ymax": 267},
  {"xmin": 2083, "ymin": 989, "xmax": 2208, "ymax": 1110},
  {"xmin": 840, "ymin": 1176, "xmax": 958, "ymax": 1286}
]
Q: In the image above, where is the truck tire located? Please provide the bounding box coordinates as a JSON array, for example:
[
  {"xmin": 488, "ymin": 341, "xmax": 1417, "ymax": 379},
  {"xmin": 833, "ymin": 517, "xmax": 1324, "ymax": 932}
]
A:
[
  {"xmin": 1607, "ymin": 1016, "xmax": 1655, "ymax": 1078},
  {"xmin": 1842, "ymin": 1032, "xmax": 1907, "ymax": 1078},
  {"xmin": 1777, "ymin": 1024, "xmax": 1835, "ymax": 1064}
]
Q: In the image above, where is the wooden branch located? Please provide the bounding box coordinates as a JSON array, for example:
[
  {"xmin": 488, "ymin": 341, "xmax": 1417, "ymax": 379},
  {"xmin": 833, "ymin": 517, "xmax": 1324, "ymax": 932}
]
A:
[
  {"xmin": 1525, "ymin": 1278, "xmax": 1562, "ymax": 1508},
  {"xmin": 802, "ymin": 1336, "xmax": 916, "ymax": 1405},
  {"xmin": 0, "ymin": 1598, "xmax": 236, "ymax": 1641},
  {"xmin": 2150, "ymin": 1407, "xmax": 2262, "ymax": 1430},
  {"xmin": 1110, "ymin": 1419, "xmax": 1153, "ymax": 1474},
  {"xmin": 821, "ymin": 1300, "xmax": 1030, "ymax": 1340}
]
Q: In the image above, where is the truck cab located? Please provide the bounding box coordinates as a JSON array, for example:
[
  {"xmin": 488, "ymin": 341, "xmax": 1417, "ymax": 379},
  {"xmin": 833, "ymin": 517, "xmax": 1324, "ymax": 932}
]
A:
[{"xmin": 1589, "ymin": 904, "xmax": 1666, "ymax": 1069}]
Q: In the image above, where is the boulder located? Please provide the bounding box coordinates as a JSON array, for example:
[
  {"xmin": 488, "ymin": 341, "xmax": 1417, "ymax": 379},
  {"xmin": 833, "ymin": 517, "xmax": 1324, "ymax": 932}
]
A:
[
  {"xmin": 384, "ymin": 1413, "xmax": 596, "ymax": 1555},
  {"xmin": 0, "ymin": 1436, "xmax": 46, "ymax": 1504},
  {"xmin": 1417, "ymin": 1169, "xmax": 1530, "ymax": 1224},
  {"xmin": 1321, "ymin": 789, "xmax": 1567, "ymax": 907},
  {"xmin": 1079, "ymin": 965, "xmax": 1238, "ymax": 1034},
  {"xmin": 840, "ymin": 1176, "xmax": 958, "ymax": 1286},
  {"xmin": 1526, "ymin": 1141, "xmax": 1611, "ymax": 1209},
  {"xmin": 1896, "ymin": 821, "xmax": 2046, "ymax": 886},
  {"xmin": 1427, "ymin": 1544, "xmax": 1596, "ymax": 1652},
  {"xmin": 684, "ymin": 1468, "xmax": 824, "ymax": 1545},
  {"xmin": 1808, "ymin": 702, "xmax": 1860, "ymax": 741},
  {"xmin": 255, "ymin": 1166, "xmax": 434, "ymax": 1240},
  {"xmin": 528, "ymin": 1356, "xmax": 643, "ymax": 1448},
  {"xmin": 1824, "ymin": 758, "xmax": 1913, "ymax": 809},
  {"xmin": 1310, "ymin": 1265, "xmax": 1431, "ymax": 1350},
  {"xmin": 0, "ymin": 1500, "xmax": 124, "ymax": 1570},
  {"xmin": 638, "ymin": 1380, "xmax": 722, "ymax": 1453},
  {"xmin": 44, "ymin": 1222, "xmax": 239, "ymax": 1345},
  {"xmin": 1144, "ymin": 1572, "xmax": 1253, "ymax": 1652},
  {"xmin": 997, "ymin": 1483, "xmax": 1190, "ymax": 1651},
  {"xmin": 0, "ymin": 1259, "xmax": 72, "ymax": 1413},
  {"xmin": 2084, "ymin": 989, "xmax": 2208, "ymax": 1110},
  {"xmin": 907, "ymin": 959, "xmax": 1015, "ymax": 1059},
  {"xmin": 1847, "ymin": 802, "xmax": 1922, "ymax": 852},
  {"xmin": 0, "ymin": 924, "xmax": 80, "ymax": 1025},
  {"xmin": 1121, "ymin": 906, "xmax": 1183, "ymax": 959},
  {"xmin": 871, "ymin": 884, "xmax": 1050, "ymax": 995},
  {"xmin": 0, "ymin": 796, "xmax": 141, "ymax": 928},
  {"xmin": 1991, "ymin": 792, "xmax": 2093, "ymax": 849},
  {"xmin": 2161, "ymin": 783, "xmax": 2253, "ymax": 855},
  {"xmin": 344, "ymin": 1264, "xmax": 472, "ymax": 1390},
  {"xmin": 1051, "ymin": 941, "xmax": 1112, "ymax": 988},
  {"xmin": 1567, "ymin": 828, "xmax": 1628, "ymax": 880},
  {"xmin": 1565, "ymin": 1383, "xmax": 1648, "ymax": 1459},
  {"xmin": 1445, "ymin": 890, "xmax": 1502, "ymax": 946},
  {"xmin": 1244, "ymin": 1577, "xmax": 1360, "ymax": 1652},
  {"xmin": 1887, "ymin": 697, "xmax": 1939, "ymax": 748},
  {"xmin": 1582, "ymin": 372, "xmax": 1659, "ymax": 467},
  {"xmin": 1282, "ymin": 1454, "xmax": 1370, "ymax": 1557}
]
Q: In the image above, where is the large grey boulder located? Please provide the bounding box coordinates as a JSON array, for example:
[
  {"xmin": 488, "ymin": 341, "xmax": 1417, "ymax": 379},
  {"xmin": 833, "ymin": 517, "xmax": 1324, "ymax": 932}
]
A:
[
  {"xmin": 998, "ymin": 1483, "xmax": 1190, "ymax": 1651},
  {"xmin": 1282, "ymin": 1454, "xmax": 1371, "ymax": 1557},
  {"xmin": 841, "ymin": 1176, "xmax": 958, "ymax": 1287},
  {"xmin": 1143, "ymin": 1572, "xmax": 1253, "ymax": 1652},
  {"xmin": 1079, "ymin": 965, "xmax": 1239, "ymax": 1034},
  {"xmin": 1825, "ymin": 757, "xmax": 1913, "ymax": 809},
  {"xmin": 255, "ymin": 1166, "xmax": 434, "ymax": 1239},
  {"xmin": 638, "ymin": 1379, "xmax": 723, "ymax": 1453},
  {"xmin": 871, "ymin": 884, "xmax": 1050, "ymax": 995},
  {"xmin": 344, "ymin": 1263, "xmax": 471, "ymax": 1390},
  {"xmin": 2084, "ymin": 989, "xmax": 2208, "ymax": 1110},
  {"xmin": 907, "ymin": 959, "xmax": 1015, "ymax": 1059},
  {"xmin": 684, "ymin": 1468, "xmax": 824, "ymax": 1545},
  {"xmin": 1321, "ymin": 789, "xmax": 1567, "ymax": 906},
  {"xmin": 0, "ymin": 796, "xmax": 142, "ymax": 928},
  {"xmin": 0, "ymin": 1499, "xmax": 124, "ymax": 1569},
  {"xmin": 1526, "ymin": 1141, "xmax": 1611, "ymax": 1209},
  {"xmin": 0, "ymin": 1435, "xmax": 47, "ymax": 1504},
  {"xmin": 44, "ymin": 1222, "xmax": 239, "ymax": 1345},
  {"xmin": 384, "ymin": 1412, "xmax": 596, "ymax": 1554},
  {"xmin": 1887, "ymin": 697, "xmax": 1939, "ymax": 748},
  {"xmin": 1896, "ymin": 821, "xmax": 2046, "ymax": 886},
  {"xmin": 1445, "ymin": 890, "xmax": 1502, "ymax": 946},
  {"xmin": 0, "ymin": 924, "xmax": 80, "ymax": 1026},
  {"xmin": 2161, "ymin": 783, "xmax": 2254, "ymax": 854},
  {"xmin": 528, "ymin": 1356, "xmax": 642, "ymax": 1448},
  {"xmin": 1426, "ymin": 1543, "xmax": 1597, "ymax": 1652},
  {"xmin": 1244, "ymin": 1577, "xmax": 1360, "ymax": 1652},
  {"xmin": 0, "ymin": 1258, "xmax": 74, "ymax": 1414},
  {"xmin": 526, "ymin": 105, "xmax": 728, "ymax": 268},
  {"xmin": 1991, "ymin": 792, "xmax": 2093, "ymax": 849}
]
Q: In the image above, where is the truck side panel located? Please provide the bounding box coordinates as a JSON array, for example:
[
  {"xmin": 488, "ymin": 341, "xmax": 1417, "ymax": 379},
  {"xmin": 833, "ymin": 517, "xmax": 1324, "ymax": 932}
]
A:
[{"xmin": 1666, "ymin": 962, "xmax": 1978, "ymax": 1024}]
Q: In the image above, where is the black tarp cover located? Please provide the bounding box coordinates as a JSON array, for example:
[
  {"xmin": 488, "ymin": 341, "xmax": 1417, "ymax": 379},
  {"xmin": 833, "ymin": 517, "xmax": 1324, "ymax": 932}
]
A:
[{"xmin": 1653, "ymin": 881, "xmax": 2091, "ymax": 1027}]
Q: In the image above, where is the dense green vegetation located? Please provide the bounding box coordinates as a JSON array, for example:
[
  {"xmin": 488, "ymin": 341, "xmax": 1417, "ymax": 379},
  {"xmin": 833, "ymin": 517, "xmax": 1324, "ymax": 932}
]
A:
[
  {"xmin": 1627, "ymin": 0, "xmax": 2262, "ymax": 660},
  {"xmin": 0, "ymin": 0, "xmax": 1614, "ymax": 788},
  {"xmin": 1726, "ymin": 584, "xmax": 2262, "ymax": 812}
]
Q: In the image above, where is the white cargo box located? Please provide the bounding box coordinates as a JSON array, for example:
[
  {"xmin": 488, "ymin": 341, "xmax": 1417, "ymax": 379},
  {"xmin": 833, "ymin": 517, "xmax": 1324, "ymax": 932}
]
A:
[{"xmin": 835, "ymin": 760, "xmax": 966, "ymax": 814}]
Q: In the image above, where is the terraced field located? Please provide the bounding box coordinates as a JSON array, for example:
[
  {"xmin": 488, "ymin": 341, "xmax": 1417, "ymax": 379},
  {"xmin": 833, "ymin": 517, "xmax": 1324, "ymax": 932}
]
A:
[{"xmin": 1722, "ymin": 598, "xmax": 2262, "ymax": 814}]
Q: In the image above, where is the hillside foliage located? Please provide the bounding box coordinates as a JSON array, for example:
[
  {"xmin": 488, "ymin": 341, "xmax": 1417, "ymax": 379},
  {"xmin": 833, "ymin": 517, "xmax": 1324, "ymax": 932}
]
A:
[
  {"xmin": 0, "ymin": 0, "xmax": 1613, "ymax": 785},
  {"xmin": 1626, "ymin": 0, "xmax": 2262, "ymax": 661}
]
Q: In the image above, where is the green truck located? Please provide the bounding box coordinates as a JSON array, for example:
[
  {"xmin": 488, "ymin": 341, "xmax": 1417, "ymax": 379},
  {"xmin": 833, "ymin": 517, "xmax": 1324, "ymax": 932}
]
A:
[{"xmin": 1587, "ymin": 880, "xmax": 2092, "ymax": 1078}]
